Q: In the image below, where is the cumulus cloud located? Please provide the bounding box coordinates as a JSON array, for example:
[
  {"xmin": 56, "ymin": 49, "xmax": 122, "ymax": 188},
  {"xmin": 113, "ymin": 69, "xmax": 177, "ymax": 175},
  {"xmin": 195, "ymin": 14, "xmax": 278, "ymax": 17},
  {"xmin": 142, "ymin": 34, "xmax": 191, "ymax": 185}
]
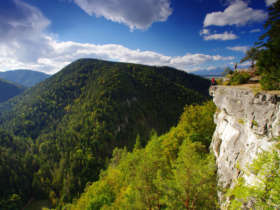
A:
[
  {"xmin": 231, "ymin": 61, "xmax": 250, "ymax": 67},
  {"xmin": 227, "ymin": 45, "xmax": 249, "ymax": 53},
  {"xmin": 0, "ymin": 0, "xmax": 234, "ymax": 74},
  {"xmin": 249, "ymin": 28, "xmax": 261, "ymax": 33},
  {"xmin": 204, "ymin": 1, "xmax": 267, "ymax": 27},
  {"xmin": 72, "ymin": 0, "xmax": 172, "ymax": 30},
  {"xmin": 0, "ymin": 0, "xmax": 51, "ymax": 63},
  {"xmin": 203, "ymin": 31, "xmax": 238, "ymax": 41},
  {"xmin": 266, "ymin": 0, "xmax": 277, "ymax": 6},
  {"xmin": 0, "ymin": 35, "xmax": 235, "ymax": 73},
  {"xmin": 199, "ymin": 29, "xmax": 210, "ymax": 35},
  {"xmin": 0, "ymin": 0, "xmax": 50, "ymax": 39}
]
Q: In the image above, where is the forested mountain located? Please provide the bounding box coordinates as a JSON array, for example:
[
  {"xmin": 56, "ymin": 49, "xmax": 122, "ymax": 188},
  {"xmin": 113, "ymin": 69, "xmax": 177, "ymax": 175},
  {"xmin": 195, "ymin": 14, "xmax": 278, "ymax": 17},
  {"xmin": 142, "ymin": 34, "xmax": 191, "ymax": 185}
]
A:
[
  {"xmin": 67, "ymin": 102, "xmax": 218, "ymax": 210},
  {"xmin": 0, "ymin": 59, "xmax": 211, "ymax": 209},
  {"xmin": 0, "ymin": 69, "xmax": 50, "ymax": 87},
  {"xmin": 0, "ymin": 78, "xmax": 25, "ymax": 103}
]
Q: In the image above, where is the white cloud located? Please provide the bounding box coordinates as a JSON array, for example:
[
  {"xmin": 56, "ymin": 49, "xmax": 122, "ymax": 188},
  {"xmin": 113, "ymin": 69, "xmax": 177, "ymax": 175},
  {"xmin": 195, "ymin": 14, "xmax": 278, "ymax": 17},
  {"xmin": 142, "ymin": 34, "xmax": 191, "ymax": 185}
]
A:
[
  {"xmin": 72, "ymin": 0, "xmax": 172, "ymax": 30},
  {"xmin": 204, "ymin": 1, "xmax": 267, "ymax": 27},
  {"xmin": 227, "ymin": 45, "xmax": 249, "ymax": 53},
  {"xmin": 0, "ymin": 0, "xmax": 51, "ymax": 63},
  {"xmin": 239, "ymin": 61, "xmax": 251, "ymax": 67},
  {"xmin": 249, "ymin": 28, "xmax": 261, "ymax": 33},
  {"xmin": 203, "ymin": 31, "xmax": 238, "ymax": 41},
  {"xmin": 200, "ymin": 29, "xmax": 210, "ymax": 35},
  {"xmin": 231, "ymin": 61, "xmax": 250, "ymax": 67},
  {"xmin": 266, "ymin": 0, "xmax": 277, "ymax": 6},
  {"xmin": 0, "ymin": 0, "xmax": 234, "ymax": 74},
  {"xmin": 0, "ymin": 35, "xmax": 235, "ymax": 74}
]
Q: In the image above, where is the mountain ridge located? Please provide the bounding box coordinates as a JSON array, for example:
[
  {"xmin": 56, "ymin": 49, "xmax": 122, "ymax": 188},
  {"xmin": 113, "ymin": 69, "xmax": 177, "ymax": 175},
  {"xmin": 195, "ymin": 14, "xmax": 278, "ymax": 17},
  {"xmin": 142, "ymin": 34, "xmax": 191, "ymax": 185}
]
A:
[
  {"xmin": 0, "ymin": 69, "xmax": 50, "ymax": 87},
  {"xmin": 0, "ymin": 58, "xmax": 211, "ymax": 207}
]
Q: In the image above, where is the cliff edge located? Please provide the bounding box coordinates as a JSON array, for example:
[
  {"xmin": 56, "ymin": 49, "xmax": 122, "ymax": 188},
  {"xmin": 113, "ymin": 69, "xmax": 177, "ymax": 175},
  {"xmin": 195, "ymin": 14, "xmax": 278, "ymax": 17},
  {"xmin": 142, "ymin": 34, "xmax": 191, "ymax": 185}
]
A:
[{"xmin": 210, "ymin": 85, "xmax": 280, "ymax": 208}]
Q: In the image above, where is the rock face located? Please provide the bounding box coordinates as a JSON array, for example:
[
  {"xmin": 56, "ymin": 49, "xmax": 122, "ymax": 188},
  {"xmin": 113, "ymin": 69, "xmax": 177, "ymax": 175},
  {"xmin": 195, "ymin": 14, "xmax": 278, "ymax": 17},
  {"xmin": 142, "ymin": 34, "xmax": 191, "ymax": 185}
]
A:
[{"xmin": 210, "ymin": 86, "xmax": 280, "ymax": 208}]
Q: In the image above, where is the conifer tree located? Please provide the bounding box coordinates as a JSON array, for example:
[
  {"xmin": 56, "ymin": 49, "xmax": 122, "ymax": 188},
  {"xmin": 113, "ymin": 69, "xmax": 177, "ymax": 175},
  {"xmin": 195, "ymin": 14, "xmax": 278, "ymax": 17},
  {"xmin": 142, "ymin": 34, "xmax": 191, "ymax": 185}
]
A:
[{"xmin": 257, "ymin": 0, "xmax": 280, "ymax": 89}]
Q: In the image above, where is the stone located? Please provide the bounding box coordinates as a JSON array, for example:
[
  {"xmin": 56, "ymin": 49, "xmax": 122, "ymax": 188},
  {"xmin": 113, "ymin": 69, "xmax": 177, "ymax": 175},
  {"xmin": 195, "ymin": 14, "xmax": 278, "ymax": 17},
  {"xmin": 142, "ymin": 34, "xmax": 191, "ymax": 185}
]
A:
[{"xmin": 209, "ymin": 86, "xmax": 280, "ymax": 209}]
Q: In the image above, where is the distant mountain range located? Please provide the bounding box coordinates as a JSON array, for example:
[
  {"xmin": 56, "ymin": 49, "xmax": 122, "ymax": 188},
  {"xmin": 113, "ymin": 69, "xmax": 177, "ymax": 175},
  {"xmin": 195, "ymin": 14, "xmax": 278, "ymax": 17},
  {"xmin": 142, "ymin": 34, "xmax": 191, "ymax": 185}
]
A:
[
  {"xmin": 192, "ymin": 67, "xmax": 225, "ymax": 76},
  {"xmin": 0, "ymin": 69, "xmax": 50, "ymax": 87},
  {"xmin": 0, "ymin": 78, "xmax": 25, "ymax": 103}
]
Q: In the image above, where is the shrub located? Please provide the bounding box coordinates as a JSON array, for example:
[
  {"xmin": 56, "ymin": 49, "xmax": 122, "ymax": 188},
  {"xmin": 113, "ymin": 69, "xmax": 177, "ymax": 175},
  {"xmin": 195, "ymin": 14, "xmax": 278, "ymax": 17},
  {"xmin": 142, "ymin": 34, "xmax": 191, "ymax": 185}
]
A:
[
  {"xmin": 227, "ymin": 147, "xmax": 280, "ymax": 209},
  {"xmin": 228, "ymin": 72, "xmax": 251, "ymax": 85},
  {"xmin": 257, "ymin": 49, "xmax": 280, "ymax": 90}
]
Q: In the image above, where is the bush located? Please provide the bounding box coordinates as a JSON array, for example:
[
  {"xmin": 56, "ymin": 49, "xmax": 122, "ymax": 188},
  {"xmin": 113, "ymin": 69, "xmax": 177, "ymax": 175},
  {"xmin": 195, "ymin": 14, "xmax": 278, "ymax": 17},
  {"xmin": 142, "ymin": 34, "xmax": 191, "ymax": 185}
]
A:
[
  {"xmin": 228, "ymin": 72, "xmax": 251, "ymax": 85},
  {"xmin": 222, "ymin": 67, "xmax": 234, "ymax": 76},
  {"xmin": 227, "ymin": 147, "xmax": 280, "ymax": 209},
  {"xmin": 257, "ymin": 49, "xmax": 280, "ymax": 90},
  {"xmin": 260, "ymin": 71, "xmax": 280, "ymax": 90}
]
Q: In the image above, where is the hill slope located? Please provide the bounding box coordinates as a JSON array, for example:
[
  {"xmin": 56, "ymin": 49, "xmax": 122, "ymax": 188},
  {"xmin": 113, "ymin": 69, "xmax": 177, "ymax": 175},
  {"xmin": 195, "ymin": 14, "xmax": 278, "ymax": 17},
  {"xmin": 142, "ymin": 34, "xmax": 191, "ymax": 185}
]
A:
[
  {"xmin": 0, "ymin": 69, "xmax": 50, "ymax": 87},
  {"xmin": 0, "ymin": 78, "xmax": 25, "ymax": 103},
  {"xmin": 68, "ymin": 102, "xmax": 218, "ymax": 210},
  {"xmin": 0, "ymin": 59, "xmax": 211, "ymax": 208}
]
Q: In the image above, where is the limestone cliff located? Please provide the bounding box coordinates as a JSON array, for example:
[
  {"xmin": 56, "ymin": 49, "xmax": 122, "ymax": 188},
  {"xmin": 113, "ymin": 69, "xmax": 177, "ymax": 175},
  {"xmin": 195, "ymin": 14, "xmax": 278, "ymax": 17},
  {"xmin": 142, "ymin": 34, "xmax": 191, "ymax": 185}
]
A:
[{"xmin": 210, "ymin": 86, "xmax": 280, "ymax": 208}]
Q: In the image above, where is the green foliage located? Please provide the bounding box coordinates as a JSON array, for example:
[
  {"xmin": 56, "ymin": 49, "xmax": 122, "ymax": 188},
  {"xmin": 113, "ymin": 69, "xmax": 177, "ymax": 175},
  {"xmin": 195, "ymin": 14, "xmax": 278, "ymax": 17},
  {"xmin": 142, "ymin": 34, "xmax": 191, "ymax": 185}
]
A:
[
  {"xmin": 252, "ymin": 120, "xmax": 258, "ymax": 127},
  {"xmin": 68, "ymin": 101, "xmax": 218, "ymax": 210},
  {"xmin": 228, "ymin": 71, "xmax": 251, "ymax": 85},
  {"xmin": 258, "ymin": 48, "xmax": 280, "ymax": 90},
  {"xmin": 222, "ymin": 67, "xmax": 233, "ymax": 77},
  {"xmin": 0, "ymin": 59, "xmax": 211, "ymax": 208},
  {"xmin": 240, "ymin": 47, "xmax": 260, "ymax": 68},
  {"xmin": 257, "ymin": 0, "xmax": 280, "ymax": 90},
  {"xmin": 0, "ymin": 130, "xmax": 35, "ymax": 209},
  {"xmin": 238, "ymin": 119, "xmax": 245, "ymax": 125},
  {"xmin": 227, "ymin": 147, "xmax": 280, "ymax": 209}
]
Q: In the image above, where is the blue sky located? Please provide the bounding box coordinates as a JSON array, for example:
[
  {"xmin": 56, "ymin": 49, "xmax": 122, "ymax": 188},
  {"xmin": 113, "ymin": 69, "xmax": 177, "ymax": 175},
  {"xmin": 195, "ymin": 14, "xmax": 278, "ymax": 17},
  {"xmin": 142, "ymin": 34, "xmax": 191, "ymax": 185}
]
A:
[{"xmin": 0, "ymin": 0, "xmax": 276, "ymax": 74}]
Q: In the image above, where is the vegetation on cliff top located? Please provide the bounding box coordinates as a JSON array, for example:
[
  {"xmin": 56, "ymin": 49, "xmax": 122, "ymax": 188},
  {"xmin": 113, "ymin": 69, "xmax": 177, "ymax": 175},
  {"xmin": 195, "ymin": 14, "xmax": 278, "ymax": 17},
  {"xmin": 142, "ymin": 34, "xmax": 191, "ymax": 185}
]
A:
[{"xmin": 218, "ymin": 0, "xmax": 280, "ymax": 90}]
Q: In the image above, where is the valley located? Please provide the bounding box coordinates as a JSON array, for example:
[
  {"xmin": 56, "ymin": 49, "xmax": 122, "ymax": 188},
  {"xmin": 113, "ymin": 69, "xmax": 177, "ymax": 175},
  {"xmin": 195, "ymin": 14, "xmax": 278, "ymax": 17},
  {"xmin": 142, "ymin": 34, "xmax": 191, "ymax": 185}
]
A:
[{"xmin": 0, "ymin": 59, "xmax": 211, "ymax": 209}]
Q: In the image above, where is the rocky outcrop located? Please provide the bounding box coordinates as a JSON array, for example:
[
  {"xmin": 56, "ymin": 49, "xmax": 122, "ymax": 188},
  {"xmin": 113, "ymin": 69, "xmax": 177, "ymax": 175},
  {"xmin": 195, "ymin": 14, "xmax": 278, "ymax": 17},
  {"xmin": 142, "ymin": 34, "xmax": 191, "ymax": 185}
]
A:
[{"xmin": 210, "ymin": 86, "xmax": 280, "ymax": 208}]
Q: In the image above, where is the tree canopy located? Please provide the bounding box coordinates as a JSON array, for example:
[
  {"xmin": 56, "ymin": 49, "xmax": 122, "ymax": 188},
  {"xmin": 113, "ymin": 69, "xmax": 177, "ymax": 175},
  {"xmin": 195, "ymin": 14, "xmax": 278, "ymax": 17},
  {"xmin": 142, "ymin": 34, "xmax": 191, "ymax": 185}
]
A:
[
  {"xmin": 240, "ymin": 47, "xmax": 259, "ymax": 68},
  {"xmin": 67, "ymin": 101, "xmax": 218, "ymax": 210},
  {"xmin": 256, "ymin": 0, "xmax": 280, "ymax": 90}
]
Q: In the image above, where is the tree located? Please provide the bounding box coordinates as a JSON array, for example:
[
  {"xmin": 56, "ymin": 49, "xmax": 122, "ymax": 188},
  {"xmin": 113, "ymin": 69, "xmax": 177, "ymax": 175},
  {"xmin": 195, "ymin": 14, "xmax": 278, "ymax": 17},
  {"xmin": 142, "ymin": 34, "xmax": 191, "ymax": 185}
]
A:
[
  {"xmin": 222, "ymin": 67, "xmax": 233, "ymax": 76},
  {"xmin": 240, "ymin": 47, "xmax": 259, "ymax": 69},
  {"xmin": 258, "ymin": 0, "xmax": 280, "ymax": 48},
  {"xmin": 67, "ymin": 102, "xmax": 218, "ymax": 210},
  {"xmin": 227, "ymin": 148, "xmax": 280, "ymax": 209},
  {"xmin": 256, "ymin": 0, "xmax": 280, "ymax": 90}
]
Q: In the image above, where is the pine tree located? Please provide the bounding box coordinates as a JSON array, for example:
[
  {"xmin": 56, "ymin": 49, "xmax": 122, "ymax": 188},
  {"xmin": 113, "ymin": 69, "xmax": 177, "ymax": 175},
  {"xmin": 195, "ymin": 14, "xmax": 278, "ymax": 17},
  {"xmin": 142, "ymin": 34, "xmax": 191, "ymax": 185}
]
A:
[{"xmin": 257, "ymin": 0, "xmax": 280, "ymax": 90}]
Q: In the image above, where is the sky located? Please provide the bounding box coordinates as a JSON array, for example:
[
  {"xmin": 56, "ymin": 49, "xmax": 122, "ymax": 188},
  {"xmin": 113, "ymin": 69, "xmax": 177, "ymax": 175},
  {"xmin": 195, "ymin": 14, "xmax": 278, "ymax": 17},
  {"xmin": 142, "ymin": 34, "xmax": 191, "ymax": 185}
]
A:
[{"xmin": 0, "ymin": 0, "xmax": 277, "ymax": 74}]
